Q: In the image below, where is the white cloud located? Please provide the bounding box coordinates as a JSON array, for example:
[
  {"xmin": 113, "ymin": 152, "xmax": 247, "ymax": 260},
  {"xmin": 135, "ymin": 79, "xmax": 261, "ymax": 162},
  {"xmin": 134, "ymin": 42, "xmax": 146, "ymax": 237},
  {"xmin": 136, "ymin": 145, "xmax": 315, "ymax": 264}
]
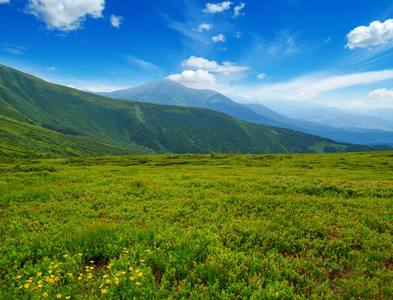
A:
[
  {"xmin": 198, "ymin": 22, "xmax": 212, "ymax": 32},
  {"xmin": 0, "ymin": 0, "xmax": 10, "ymax": 4},
  {"xmin": 168, "ymin": 69, "xmax": 220, "ymax": 89},
  {"xmin": 203, "ymin": 1, "xmax": 232, "ymax": 14},
  {"xmin": 26, "ymin": 0, "xmax": 105, "ymax": 31},
  {"xmin": 257, "ymin": 73, "xmax": 267, "ymax": 80},
  {"xmin": 110, "ymin": 15, "xmax": 123, "ymax": 28},
  {"xmin": 45, "ymin": 66, "xmax": 56, "ymax": 71},
  {"xmin": 234, "ymin": 3, "xmax": 245, "ymax": 17},
  {"xmin": 181, "ymin": 56, "xmax": 249, "ymax": 74},
  {"xmin": 366, "ymin": 88, "xmax": 393, "ymax": 105},
  {"xmin": 212, "ymin": 33, "xmax": 226, "ymax": 42},
  {"xmin": 325, "ymin": 36, "xmax": 331, "ymax": 43},
  {"xmin": 346, "ymin": 19, "xmax": 393, "ymax": 50}
]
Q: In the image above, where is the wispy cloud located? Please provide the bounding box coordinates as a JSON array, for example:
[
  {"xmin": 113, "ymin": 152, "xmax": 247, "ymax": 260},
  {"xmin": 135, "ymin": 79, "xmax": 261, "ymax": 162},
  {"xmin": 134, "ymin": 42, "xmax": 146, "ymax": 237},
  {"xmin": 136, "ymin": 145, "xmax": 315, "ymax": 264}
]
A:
[
  {"xmin": 0, "ymin": 0, "xmax": 10, "ymax": 4},
  {"xmin": 45, "ymin": 66, "xmax": 56, "ymax": 71},
  {"xmin": 124, "ymin": 55, "xmax": 161, "ymax": 72},
  {"xmin": 110, "ymin": 15, "xmax": 123, "ymax": 28},
  {"xmin": 26, "ymin": 0, "xmax": 105, "ymax": 31},
  {"xmin": 257, "ymin": 73, "xmax": 267, "ymax": 80},
  {"xmin": 230, "ymin": 69, "xmax": 393, "ymax": 101},
  {"xmin": 1, "ymin": 43, "xmax": 28, "ymax": 55}
]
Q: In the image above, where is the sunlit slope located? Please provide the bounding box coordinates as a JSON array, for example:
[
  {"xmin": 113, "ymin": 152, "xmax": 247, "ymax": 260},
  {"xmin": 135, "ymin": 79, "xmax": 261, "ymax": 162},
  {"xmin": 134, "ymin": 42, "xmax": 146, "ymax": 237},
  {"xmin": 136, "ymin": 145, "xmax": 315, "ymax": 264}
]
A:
[{"xmin": 0, "ymin": 64, "xmax": 374, "ymax": 156}]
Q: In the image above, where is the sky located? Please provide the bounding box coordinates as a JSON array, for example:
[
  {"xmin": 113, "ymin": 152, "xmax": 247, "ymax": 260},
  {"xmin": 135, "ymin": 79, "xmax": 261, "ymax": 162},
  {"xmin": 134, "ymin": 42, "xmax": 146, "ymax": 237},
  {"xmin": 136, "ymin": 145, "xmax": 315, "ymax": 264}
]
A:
[{"xmin": 2, "ymin": 0, "xmax": 393, "ymax": 111}]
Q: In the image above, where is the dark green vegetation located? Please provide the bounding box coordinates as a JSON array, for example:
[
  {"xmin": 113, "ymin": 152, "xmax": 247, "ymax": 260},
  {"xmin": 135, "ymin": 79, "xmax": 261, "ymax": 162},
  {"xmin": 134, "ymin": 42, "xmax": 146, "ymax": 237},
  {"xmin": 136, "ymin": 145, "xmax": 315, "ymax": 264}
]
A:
[
  {"xmin": 101, "ymin": 79, "xmax": 393, "ymax": 147},
  {"xmin": 0, "ymin": 64, "xmax": 382, "ymax": 158},
  {"xmin": 1, "ymin": 151, "xmax": 392, "ymax": 299}
]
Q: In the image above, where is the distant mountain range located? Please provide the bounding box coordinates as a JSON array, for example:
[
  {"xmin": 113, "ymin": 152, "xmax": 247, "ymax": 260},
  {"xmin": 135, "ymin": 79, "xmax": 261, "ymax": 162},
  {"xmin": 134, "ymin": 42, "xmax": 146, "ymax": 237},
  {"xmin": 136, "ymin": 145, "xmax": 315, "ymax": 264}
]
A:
[
  {"xmin": 1, "ymin": 64, "xmax": 379, "ymax": 158},
  {"xmin": 100, "ymin": 79, "xmax": 393, "ymax": 147}
]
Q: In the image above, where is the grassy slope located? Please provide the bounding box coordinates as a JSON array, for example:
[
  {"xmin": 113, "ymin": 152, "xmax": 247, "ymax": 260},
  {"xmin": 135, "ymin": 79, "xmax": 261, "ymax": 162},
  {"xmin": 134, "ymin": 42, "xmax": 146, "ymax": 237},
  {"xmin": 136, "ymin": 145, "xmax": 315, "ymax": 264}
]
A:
[
  {"xmin": 0, "ymin": 64, "xmax": 372, "ymax": 156},
  {"xmin": 0, "ymin": 151, "xmax": 392, "ymax": 299}
]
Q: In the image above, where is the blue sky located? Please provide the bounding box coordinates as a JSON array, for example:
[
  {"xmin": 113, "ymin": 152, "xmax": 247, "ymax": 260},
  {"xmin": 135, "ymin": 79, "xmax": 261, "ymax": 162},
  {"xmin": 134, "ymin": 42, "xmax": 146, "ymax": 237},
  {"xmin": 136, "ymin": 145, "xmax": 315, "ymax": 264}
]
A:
[{"xmin": 2, "ymin": 0, "xmax": 393, "ymax": 110}]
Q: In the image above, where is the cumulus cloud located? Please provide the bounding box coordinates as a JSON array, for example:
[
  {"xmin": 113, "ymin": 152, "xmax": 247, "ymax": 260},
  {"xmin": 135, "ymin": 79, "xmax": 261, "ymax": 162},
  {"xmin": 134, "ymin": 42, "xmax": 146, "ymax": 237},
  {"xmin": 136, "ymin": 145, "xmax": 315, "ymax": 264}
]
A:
[
  {"xmin": 203, "ymin": 1, "xmax": 232, "ymax": 14},
  {"xmin": 110, "ymin": 14, "xmax": 123, "ymax": 28},
  {"xmin": 257, "ymin": 73, "xmax": 267, "ymax": 80},
  {"xmin": 198, "ymin": 22, "xmax": 212, "ymax": 32},
  {"xmin": 168, "ymin": 69, "xmax": 219, "ymax": 89},
  {"xmin": 367, "ymin": 88, "xmax": 393, "ymax": 105},
  {"xmin": 234, "ymin": 3, "xmax": 245, "ymax": 17},
  {"xmin": 212, "ymin": 34, "xmax": 226, "ymax": 42},
  {"xmin": 0, "ymin": 0, "xmax": 10, "ymax": 4},
  {"xmin": 26, "ymin": 0, "xmax": 105, "ymax": 31},
  {"xmin": 346, "ymin": 19, "xmax": 393, "ymax": 49},
  {"xmin": 181, "ymin": 56, "xmax": 249, "ymax": 75}
]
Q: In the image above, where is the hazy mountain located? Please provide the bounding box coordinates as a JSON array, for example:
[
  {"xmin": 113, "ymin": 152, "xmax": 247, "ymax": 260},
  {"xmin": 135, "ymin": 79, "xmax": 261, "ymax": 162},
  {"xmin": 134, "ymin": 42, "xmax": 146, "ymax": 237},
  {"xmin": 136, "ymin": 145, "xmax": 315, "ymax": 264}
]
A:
[
  {"xmin": 259, "ymin": 99, "xmax": 393, "ymax": 132},
  {"xmin": 358, "ymin": 108, "xmax": 393, "ymax": 123},
  {"xmin": 1, "ymin": 64, "xmax": 374, "ymax": 158}
]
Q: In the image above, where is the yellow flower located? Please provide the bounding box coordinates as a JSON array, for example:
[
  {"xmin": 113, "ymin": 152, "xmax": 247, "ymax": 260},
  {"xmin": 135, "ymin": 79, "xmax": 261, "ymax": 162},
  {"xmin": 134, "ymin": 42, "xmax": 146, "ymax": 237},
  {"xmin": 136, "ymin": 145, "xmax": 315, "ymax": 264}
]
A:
[
  {"xmin": 19, "ymin": 285, "xmax": 23, "ymax": 289},
  {"xmin": 49, "ymin": 278, "xmax": 54, "ymax": 283},
  {"xmin": 63, "ymin": 254, "xmax": 68, "ymax": 258},
  {"xmin": 129, "ymin": 277, "xmax": 134, "ymax": 281},
  {"xmin": 66, "ymin": 297, "xmax": 70, "ymax": 300},
  {"xmin": 135, "ymin": 281, "xmax": 141, "ymax": 286},
  {"xmin": 121, "ymin": 271, "xmax": 126, "ymax": 275},
  {"xmin": 68, "ymin": 273, "xmax": 73, "ymax": 276},
  {"xmin": 90, "ymin": 267, "xmax": 94, "ymax": 270},
  {"xmin": 24, "ymin": 284, "xmax": 30, "ymax": 289},
  {"xmin": 54, "ymin": 264, "xmax": 58, "ymax": 269},
  {"xmin": 57, "ymin": 294, "xmax": 62, "ymax": 298},
  {"xmin": 77, "ymin": 277, "xmax": 82, "ymax": 280},
  {"xmin": 55, "ymin": 277, "xmax": 59, "ymax": 281},
  {"xmin": 101, "ymin": 289, "xmax": 107, "ymax": 294},
  {"xmin": 124, "ymin": 251, "xmax": 129, "ymax": 254},
  {"xmin": 16, "ymin": 275, "xmax": 22, "ymax": 279},
  {"xmin": 128, "ymin": 267, "xmax": 133, "ymax": 271},
  {"xmin": 106, "ymin": 279, "xmax": 110, "ymax": 284},
  {"xmin": 135, "ymin": 269, "xmax": 140, "ymax": 273},
  {"xmin": 50, "ymin": 275, "xmax": 55, "ymax": 278},
  {"xmin": 103, "ymin": 275, "xmax": 109, "ymax": 278},
  {"xmin": 90, "ymin": 261, "xmax": 94, "ymax": 263},
  {"xmin": 37, "ymin": 272, "xmax": 42, "ymax": 277},
  {"xmin": 37, "ymin": 284, "xmax": 43, "ymax": 288},
  {"xmin": 99, "ymin": 283, "xmax": 104, "ymax": 288},
  {"xmin": 87, "ymin": 275, "xmax": 93, "ymax": 279},
  {"xmin": 43, "ymin": 292, "xmax": 48, "ymax": 297},
  {"xmin": 140, "ymin": 260, "xmax": 145, "ymax": 263},
  {"xmin": 138, "ymin": 273, "xmax": 143, "ymax": 277},
  {"xmin": 48, "ymin": 271, "xmax": 53, "ymax": 274}
]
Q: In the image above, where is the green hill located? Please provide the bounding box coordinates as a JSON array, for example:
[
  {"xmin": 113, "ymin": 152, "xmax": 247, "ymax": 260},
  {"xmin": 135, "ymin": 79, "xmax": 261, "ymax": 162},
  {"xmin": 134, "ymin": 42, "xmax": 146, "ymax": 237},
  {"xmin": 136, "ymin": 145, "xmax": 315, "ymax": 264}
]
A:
[{"xmin": 0, "ymin": 64, "xmax": 375, "ymax": 157}]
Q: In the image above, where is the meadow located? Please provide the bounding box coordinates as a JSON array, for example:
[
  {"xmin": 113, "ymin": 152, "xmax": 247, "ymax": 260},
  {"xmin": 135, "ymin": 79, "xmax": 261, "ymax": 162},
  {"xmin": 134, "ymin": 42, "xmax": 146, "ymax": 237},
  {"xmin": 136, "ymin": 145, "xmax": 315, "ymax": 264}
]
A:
[{"xmin": 0, "ymin": 151, "xmax": 392, "ymax": 299}]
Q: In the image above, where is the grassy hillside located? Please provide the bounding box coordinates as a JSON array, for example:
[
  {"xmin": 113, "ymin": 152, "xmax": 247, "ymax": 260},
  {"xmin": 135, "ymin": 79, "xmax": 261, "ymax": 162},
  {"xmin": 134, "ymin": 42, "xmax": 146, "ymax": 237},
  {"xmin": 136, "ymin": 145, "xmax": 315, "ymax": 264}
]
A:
[
  {"xmin": 1, "ymin": 151, "xmax": 392, "ymax": 299},
  {"xmin": 0, "ymin": 64, "xmax": 374, "ymax": 156}
]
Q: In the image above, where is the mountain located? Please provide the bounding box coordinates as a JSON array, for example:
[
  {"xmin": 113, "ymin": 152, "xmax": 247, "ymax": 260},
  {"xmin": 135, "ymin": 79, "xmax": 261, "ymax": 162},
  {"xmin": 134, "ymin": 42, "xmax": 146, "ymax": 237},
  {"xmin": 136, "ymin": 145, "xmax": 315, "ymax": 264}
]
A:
[
  {"xmin": 98, "ymin": 79, "xmax": 285, "ymax": 127},
  {"xmin": 99, "ymin": 80, "xmax": 393, "ymax": 147},
  {"xmin": 0, "ymin": 65, "xmax": 384, "ymax": 158}
]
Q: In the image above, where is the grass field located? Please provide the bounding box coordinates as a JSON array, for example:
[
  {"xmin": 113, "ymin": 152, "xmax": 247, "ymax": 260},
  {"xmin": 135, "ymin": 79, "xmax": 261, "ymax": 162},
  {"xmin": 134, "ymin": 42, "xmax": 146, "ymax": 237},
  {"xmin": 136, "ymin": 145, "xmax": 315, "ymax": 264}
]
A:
[{"xmin": 1, "ymin": 151, "xmax": 392, "ymax": 299}]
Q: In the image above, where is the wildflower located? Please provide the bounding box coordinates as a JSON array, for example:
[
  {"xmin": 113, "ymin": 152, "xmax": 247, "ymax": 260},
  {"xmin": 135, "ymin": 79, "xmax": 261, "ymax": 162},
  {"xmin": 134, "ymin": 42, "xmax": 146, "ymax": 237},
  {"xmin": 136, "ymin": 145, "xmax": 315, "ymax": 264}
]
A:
[
  {"xmin": 121, "ymin": 271, "xmax": 126, "ymax": 275},
  {"xmin": 57, "ymin": 294, "xmax": 62, "ymax": 298},
  {"xmin": 68, "ymin": 273, "xmax": 73, "ymax": 276},
  {"xmin": 37, "ymin": 272, "xmax": 42, "ymax": 277},
  {"xmin": 101, "ymin": 289, "xmax": 107, "ymax": 294},
  {"xmin": 106, "ymin": 279, "xmax": 110, "ymax": 284},
  {"xmin": 136, "ymin": 281, "xmax": 141, "ymax": 286},
  {"xmin": 54, "ymin": 264, "xmax": 58, "ymax": 269},
  {"xmin": 128, "ymin": 267, "xmax": 133, "ymax": 271},
  {"xmin": 49, "ymin": 278, "xmax": 54, "ymax": 283},
  {"xmin": 19, "ymin": 285, "xmax": 23, "ymax": 289},
  {"xmin": 16, "ymin": 275, "xmax": 22, "ymax": 279},
  {"xmin": 90, "ymin": 267, "xmax": 94, "ymax": 270},
  {"xmin": 135, "ymin": 269, "xmax": 140, "ymax": 273},
  {"xmin": 78, "ymin": 254, "xmax": 83, "ymax": 256},
  {"xmin": 129, "ymin": 277, "xmax": 134, "ymax": 281},
  {"xmin": 124, "ymin": 251, "xmax": 129, "ymax": 254},
  {"xmin": 103, "ymin": 275, "xmax": 109, "ymax": 278},
  {"xmin": 48, "ymin": 271, "xmax": 53, "ymax": 274},
  {"xmin": 66, "ymin": 297, "xmax": 70, "ymax": 300},
  {"xmin": 63, "ymin": 254, "xmax": 68, "ymax": 258},
  {"xmin": 77, "ymin": 277, "xmax": 82, "ymax": 280},
  {"xmin": 24, "ymin": 284, "xmax": 30, "ymax": 289},
  {"xmin": 87, "ymin": 275, "xmax": 93, "ymax": 279},
  {"xmin": 43, "ymin": 292, "xmax": 48, "ymax": 297},
  {"xmin": 37, "ymin": 284, "xmax": 43, "ymax": 288},
  {"xmin": 90, "ymin": 261, "xmax": 94, "ymax": 263},
  {"xmin": 99, "ymin": 283, "xmax": 104, "ymax": 288},
  {"xmin": 55, "ymin": 277, "xmax": 59, "ymax": 281},
  {"xmin": 138, "ymin": 273, "xmax": 143, "ymax": 277},
  {"xmin": 140, "ymin": 260, "xmax": 145, "ymax": 263}
]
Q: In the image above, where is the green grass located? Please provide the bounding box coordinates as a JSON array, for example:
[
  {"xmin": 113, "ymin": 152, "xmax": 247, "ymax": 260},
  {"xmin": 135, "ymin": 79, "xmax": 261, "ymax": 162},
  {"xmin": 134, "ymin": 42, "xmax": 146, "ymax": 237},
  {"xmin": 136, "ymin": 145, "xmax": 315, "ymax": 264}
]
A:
[{"xmin": 1, "ymin": 151, "xmax": 392, "ymax": 299}]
